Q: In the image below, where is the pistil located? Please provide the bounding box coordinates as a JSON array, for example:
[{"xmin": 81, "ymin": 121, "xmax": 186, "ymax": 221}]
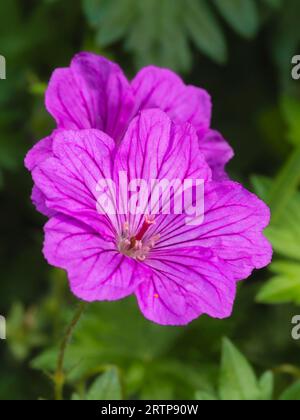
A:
[{"xmin": 135, "ymin": 215, "xmax": 156, "ymax": 241}]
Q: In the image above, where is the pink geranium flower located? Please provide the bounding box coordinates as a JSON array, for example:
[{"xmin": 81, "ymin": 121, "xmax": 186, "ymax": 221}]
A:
[
  {"xmin": 28, "ymin": 109, "xmax": 272, "ymax": 325},
  {"xmin": 25, "ymin": 52, "xmax": 233, "ymax": 216}
]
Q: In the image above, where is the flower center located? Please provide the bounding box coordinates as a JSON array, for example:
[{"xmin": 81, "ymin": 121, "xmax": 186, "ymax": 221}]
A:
[{"xmin": 118, "ymin": 216, "xmax": 160, "ymax": 261}]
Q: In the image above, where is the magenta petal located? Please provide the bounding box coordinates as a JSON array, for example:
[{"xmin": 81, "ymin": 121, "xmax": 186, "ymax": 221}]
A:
[
  {"xmin": 199, "ymin": 130, "xmax": 234, "ymax": 181},
  {"xmin": 32, "ymin": 129, "xmax": 115, "ymax": 237},
  {"xmin": 44, "ymin": 215, "xmax": 150, "ymax": 301},
  {"xmin": 25, "ymin": 135, "xmax": 53, "ymax": 171},
  {"xmin": 132, "ymin": 66, "xmax": 212, "ymax": 133},
  {"xmin": 25, "ymin": 136, "xmax": 54, "ymax": 216},
  {"xmin": 113, "ymin": 109, "xmax": 211, "ymax": 234},
  {"xmin": 31, "ymin": 186, "xmax": 56, "ymax": 217},
  {"xmin": 46, "ymin": 52, "xmax": 134, "ymax": 141},
  {"xmin": 201, "ymin": 182, "xmax": 273, "ymax": 279},
  {"xmin": 136, "ymin": 247, "xmax": 236, "ymax": 325},
  {"xmin": 114, "ymin": 109, "xmax": 211, "ymax": 182},
  {"xmin": 153, "ymin": 181, "xmax": 272, "ymax": 281}
]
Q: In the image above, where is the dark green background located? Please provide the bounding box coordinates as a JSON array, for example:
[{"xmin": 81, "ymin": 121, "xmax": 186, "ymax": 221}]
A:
[{"xmin": 0, "ymin": 0, "xmax": 300, "ymax": 400}]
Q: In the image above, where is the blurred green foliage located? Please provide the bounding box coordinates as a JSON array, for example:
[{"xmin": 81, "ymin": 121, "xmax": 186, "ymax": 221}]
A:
[
  {"xmin": 83, "ymin": 0, "xmax": 283, "ymax": 71},
  {"xmin": 0, "ymin": 0, "xmax": 300, "ymax": 400}
]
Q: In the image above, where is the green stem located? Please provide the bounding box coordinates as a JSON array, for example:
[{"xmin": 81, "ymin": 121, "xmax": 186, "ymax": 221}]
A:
[
  {"xmin": 273, "ymin": 364, "xmax": 300, "ymax": 379},
  {"xmin": 268, "ymin": 142, "xmax": 300, "ymax": 224},
  {"xmin": 54, "ymin": 301, "xmax": 87, "ymax": 400}
]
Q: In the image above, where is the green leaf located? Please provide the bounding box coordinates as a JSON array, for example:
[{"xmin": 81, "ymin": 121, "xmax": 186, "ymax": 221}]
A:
[
  {"xmin": 219, "ymin": 338, "xmax": 260, "ymax": 400},
  {"xmin": 267, "ymin": 195, "xmax": 300, "ymax": 259},
  {"xmin": 71, "ymin": 393, "xmax": 82, "ymax": 400},
  {"xmin": 251, "ymin": 175, "xmax": 270, "ymax": 202},
  {"xmin": 258, "ymin": 371, "xmax": 274, "ymax": 400},
  {"xmin": 257, "ymin": 261, "xmax": 300, "ymax": 304},
  {"xmin": 29, "ymin": 82, "xmax": 47, "ymax": 96},
  {"xmin": 195, "ymin": 390, "xmax": 218, "ymax": 401},
  {"xmin": 184, "ymin": 0, "xmax": 227, "ymax": 64},
  {"xmin": 30, "ymin": 348, "xmax": 57, "ymax": 372},
  {"xmin": 154, "ymin": 0, "xmax": 192, "ymax": 72},
  {"xmin": 254, "ymin": 175, "xmax": 300, "ymax": 305},
  {"xmin": 128, "ymin": 0, "xmax": 192, "ymax": 71},
  {"xmin": 252, "ymin": 176, "xmax": 300, "ymax": 260},
  {"xmin": 267, "ymin": 142, "xmax": 300, "ymax": 223},
  {"xmin": 281, "ymin": 97, "xmax": 300, "ymax": 146},
  {"xmin": 280, "ymin": 380, "xmax": 300, "ymax": 400},
  {"xmin": 213, "ymin": 0, "xmax": 259, "ymax": 39},
  {"xmin": 82, "ymin": 0, "xmax": 117, "ymax": 28},
  {"xmin": 84, "ymin": 0, "xmax": 134, "ymax": 47},
  {"xmin": 32, "ymin": 299, "xmax": 181, "ymax": 384},
  {"xmin": 86, "ymin": 368, "xmax": 122, "ymax": 400},
  {"xmin": 144, "ymin": 359, "xmax": 217, "ymax": 399},
  {"xmin": 263, "ymin": 0, "xmax": 282, "ymax": 9},
  {"xmin": 267, "ymin": 227, "xmax": 300, "ymax": 261},
  {"xmin": 84, "ymin": 0, "xmax": 228, "ymax": 70}
]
